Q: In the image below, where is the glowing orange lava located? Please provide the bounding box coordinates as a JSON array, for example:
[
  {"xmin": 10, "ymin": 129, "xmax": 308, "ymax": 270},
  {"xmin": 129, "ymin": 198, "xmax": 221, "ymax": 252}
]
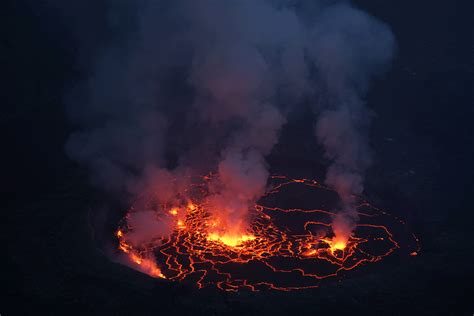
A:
[
  {"xmin": 116, "ymin": 175, "xmax": 420, "ymax": 291},
  {"xmin": 207, "ymin": 232, "xmax": 256, "ymax": 247}
]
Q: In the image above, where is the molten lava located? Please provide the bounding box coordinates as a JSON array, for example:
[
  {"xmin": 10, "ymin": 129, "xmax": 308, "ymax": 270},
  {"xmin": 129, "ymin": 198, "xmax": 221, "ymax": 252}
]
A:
[
  {"xmin": 116, "ymin": 175, "xmax": 420, "ymax": 291},
  {"xmin": 207, "ymin": 232, "xmax": 256, "ymax": 247},
  {"xmin": 325, "ymin": 238, "xmax": 347, "ymax": 253}
]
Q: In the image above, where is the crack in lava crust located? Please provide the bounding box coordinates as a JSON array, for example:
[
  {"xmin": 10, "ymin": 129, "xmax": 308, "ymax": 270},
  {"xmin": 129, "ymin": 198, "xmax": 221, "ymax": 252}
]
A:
[{"xmin": 116, "ymin": 175, "xmax": 420, "ymax": 292}]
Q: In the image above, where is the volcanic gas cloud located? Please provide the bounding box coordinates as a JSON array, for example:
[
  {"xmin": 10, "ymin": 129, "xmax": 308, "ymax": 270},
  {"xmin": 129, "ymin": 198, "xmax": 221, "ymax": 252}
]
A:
[{"xmin": 63, "ymin": 0, "xmax": 400, "ymax": 287}]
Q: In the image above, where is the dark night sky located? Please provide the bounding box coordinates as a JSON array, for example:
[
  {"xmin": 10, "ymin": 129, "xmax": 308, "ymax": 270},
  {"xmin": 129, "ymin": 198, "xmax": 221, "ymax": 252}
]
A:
[{"xmin": 2, "ymin": 0, "xmax": 473, "ymax": 315}]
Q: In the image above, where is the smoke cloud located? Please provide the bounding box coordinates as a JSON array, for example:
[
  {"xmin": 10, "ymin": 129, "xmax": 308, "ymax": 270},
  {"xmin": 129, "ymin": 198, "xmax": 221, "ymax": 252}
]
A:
[
  {"xmin": 59, "ymin": 1, "xmax": 394, "ymax": 245},
  {"xmin": 309, "ymin": 4, "xmax": 395, "ymax": 244}
]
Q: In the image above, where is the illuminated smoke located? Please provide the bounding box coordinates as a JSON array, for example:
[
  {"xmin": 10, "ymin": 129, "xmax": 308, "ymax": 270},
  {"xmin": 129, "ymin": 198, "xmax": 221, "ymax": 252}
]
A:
[
  {"xmin": 309, "ymin": 4, "xmax": 395, "ymax": 244},
  {"xmin": 59, "ymin": 1, "xmax": 394, "ymax": 250}
]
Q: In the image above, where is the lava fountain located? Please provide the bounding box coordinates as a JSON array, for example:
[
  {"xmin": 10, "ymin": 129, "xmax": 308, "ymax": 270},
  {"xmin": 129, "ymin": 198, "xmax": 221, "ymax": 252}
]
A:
[{"xmin": 115, "ymin": 174, "xmax": 420, "ymax": 292}]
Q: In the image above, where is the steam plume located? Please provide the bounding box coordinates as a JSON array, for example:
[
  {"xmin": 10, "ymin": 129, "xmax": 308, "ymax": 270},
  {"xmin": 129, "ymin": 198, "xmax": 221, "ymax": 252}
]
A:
[
  {"xmin": 59, "ymin": 1, "xmax": 394, "ymax": 246},
  {"xmin": 309, "ymin": 4, "xmax": 395, "ymax": 244}
]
